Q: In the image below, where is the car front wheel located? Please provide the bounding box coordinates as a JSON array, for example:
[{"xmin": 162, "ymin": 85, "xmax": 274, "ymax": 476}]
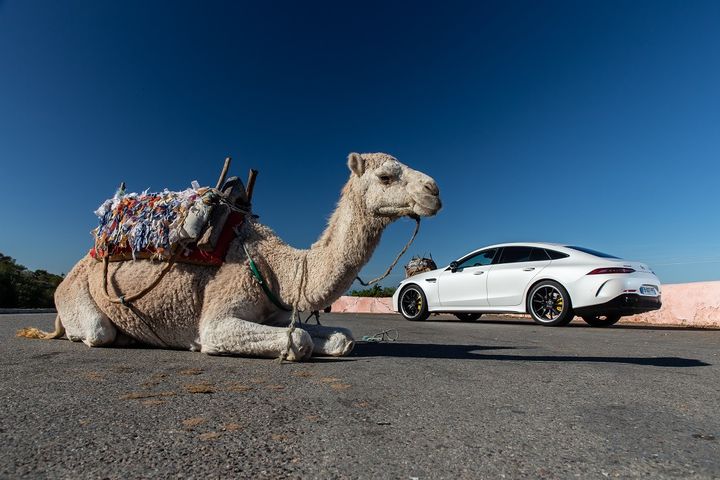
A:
[
  {"xmin": 399, "ymin": 285, "xmax": 430, "ymax": 321},
  {"xmin": 528, "ymin": 281, "xmax": 574, "ymax": 326},
  {"xmin": 582, "ymin": 315, "xmax": 621, "ymax": 327}
]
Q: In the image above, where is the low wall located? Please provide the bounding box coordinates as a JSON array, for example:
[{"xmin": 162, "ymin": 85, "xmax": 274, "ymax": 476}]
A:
[
  {"xmin": 630, "ymin": 281, "xmax": 720, "ymax": 328},
  {"xmin": 331, "ymin": 281, "xmax": 720, "ymax": 328},
  {"xmin": 331, "ymin": 296, "xmax": 395, "ymax": 314}
]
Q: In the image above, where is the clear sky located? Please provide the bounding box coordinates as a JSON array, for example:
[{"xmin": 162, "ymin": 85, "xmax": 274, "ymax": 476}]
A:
[{"xmin": 1, "ymin": 0, "xmax": 719, "ymax": 286}]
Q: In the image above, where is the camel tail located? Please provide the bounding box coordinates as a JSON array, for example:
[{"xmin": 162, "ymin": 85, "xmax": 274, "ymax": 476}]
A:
[{"xmin": 16, "ymin": 315, "xmax": 65, "ymax": 340}]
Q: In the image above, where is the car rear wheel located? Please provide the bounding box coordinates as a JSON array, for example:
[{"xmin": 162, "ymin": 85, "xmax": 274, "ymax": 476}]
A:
[
  {"xmin": 399, "ymin": 285, "xmax": 430, "ymax": 321},
  {"xmin": 454, "ymin": 313, "xmax": 482, "ymax": 322},
  {"xmin": 582, "ymin": 315, "xmax": 621, "ymax": 327},
  {"xmin": 528, "ymin": 281, "xmax": 574, "ymax": 326}
]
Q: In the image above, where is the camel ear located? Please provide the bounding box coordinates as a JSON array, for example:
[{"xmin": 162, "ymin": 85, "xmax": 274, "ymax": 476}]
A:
[{"xmin": 347, "ymin": 152, "xmax": 365, "ymax": 177}]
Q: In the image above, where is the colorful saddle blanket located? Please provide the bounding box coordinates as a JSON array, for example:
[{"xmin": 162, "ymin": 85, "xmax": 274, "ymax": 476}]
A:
[{"xmin": 89, "ymin": 187, "xmax": 243, "ymax": 266}]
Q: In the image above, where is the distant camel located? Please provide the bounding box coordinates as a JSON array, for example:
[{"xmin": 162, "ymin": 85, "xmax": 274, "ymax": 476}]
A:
[{"xmin": 21, "ymin": 153, "xmax": 441, "ymax": 360}]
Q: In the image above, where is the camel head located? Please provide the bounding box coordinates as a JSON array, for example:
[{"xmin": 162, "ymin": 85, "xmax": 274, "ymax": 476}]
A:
[{"xmin": 346, "ymin": 152, "xmax": 441, "ymax": 220}]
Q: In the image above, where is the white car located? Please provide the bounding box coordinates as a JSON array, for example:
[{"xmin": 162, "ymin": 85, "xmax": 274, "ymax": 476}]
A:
[{"xmin": 392, "ymin": 243, "xmax": 662, "ymax": 327}]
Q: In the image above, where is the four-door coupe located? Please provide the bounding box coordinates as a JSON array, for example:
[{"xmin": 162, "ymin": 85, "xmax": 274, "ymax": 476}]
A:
[{"xmin": 392, "ymin": 243, "xmax": 662, "ymax": 327}]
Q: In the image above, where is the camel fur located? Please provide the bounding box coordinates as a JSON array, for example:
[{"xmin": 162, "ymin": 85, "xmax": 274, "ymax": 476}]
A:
[{"xmin": 20, "ymin": 153, "xmax": 441, "ymax": 361}]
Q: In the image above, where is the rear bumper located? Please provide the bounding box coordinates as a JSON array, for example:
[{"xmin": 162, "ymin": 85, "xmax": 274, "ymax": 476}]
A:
[{"xmin": 574, "ymin": 294, "xmax": 662, "ymax": 317}]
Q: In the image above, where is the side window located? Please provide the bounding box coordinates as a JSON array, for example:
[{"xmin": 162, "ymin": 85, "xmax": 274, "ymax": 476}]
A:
[
  {"xmin": 456, "ymin": 248, "xmax": 497, "ymax": 269},
  {"xmin": 529, "ymin": 248, "xmax": 551, "ymax": 262},
  {"xmin": 497, "ymin": 246, "xmax": 533, "ymax": 264},
  {"xmin": 546, "ymin": 249, "xmax": 570, "ymax": 260}
]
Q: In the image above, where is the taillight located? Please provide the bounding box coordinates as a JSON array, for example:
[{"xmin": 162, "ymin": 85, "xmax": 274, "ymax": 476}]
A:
[{"xmin": 587, "ymin": 267, "xmax": 635, "ymax": 275}]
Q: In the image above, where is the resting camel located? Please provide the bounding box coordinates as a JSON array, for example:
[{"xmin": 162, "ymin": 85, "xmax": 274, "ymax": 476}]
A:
[{"xmin": 21, "ymin": 153, "xmax": 441, "ymax": 361}]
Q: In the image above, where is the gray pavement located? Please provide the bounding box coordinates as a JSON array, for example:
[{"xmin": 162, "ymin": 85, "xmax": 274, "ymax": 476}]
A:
[{"xmin": 1, "ymin": 312, "xmax": 718, "ymax": 479}]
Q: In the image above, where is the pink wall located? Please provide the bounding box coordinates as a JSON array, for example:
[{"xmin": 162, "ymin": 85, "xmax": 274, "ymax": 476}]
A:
[
  {"xmin": 629, "ymin": 281, "xmax": 720, "ymax": 328},
  {"xmin": 330, "ymin": 281, "xmax": 720, "ymax": 328}
]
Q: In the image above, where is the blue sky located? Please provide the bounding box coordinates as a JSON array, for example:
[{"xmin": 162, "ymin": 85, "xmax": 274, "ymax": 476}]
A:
[{"xmin": 0, "ymin": 0, "xmax": 718, "ymax": 286}]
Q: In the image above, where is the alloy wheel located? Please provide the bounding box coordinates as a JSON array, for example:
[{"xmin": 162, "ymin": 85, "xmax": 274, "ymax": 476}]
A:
[{"xmin": 531, "ymin": 285, "xmax": 566, "ymax": 323}]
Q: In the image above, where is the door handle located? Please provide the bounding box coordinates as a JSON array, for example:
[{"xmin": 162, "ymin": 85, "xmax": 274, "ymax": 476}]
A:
[
  {"xmin": 523, "ymin": 267, "xmax": 535, "ymax": 271},
  {"xmin": 473, "ymin": 271, "xmax": 485, "ymax": 275}
]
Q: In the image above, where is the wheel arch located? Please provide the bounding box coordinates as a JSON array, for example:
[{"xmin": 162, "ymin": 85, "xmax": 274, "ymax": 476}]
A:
[{"xmin": 524, "ymin": 277, "xmax": 573, "ymax": 313}]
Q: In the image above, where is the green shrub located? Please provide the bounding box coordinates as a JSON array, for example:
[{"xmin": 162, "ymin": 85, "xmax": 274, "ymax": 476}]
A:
[
  {"xmin": 348, "ymin": 284, "xmax": 396, "ymax": 297},
  {"xmin": 0, "ymin": 253, "xmax": 63, "ymax": 308}
]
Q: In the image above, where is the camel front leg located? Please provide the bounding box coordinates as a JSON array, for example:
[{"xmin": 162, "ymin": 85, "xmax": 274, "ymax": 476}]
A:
[
  {"xmin": 200, "ymin": 317, "xmax": 314, "ymax": 361},
  {"xmin": 300, "ymin": 323, "xmax": 355, "ymax": 357}
]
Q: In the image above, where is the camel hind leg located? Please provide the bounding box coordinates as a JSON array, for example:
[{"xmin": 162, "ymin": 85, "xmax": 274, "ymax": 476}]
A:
[{"xmin": 53, "ymin": 258, "xmax": 117, "ymax": 347}]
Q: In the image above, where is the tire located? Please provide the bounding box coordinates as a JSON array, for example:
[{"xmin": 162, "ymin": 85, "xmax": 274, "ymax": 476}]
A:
[
  {"xmin": 454, "ymin": 313, "xmax": 482, "ymax": 322},
  {"xmin": 399, "ymin": 285, "xmax": 430, "ymax": 321},
  {"xmin": 527, "ymin": 280, "xmax": 574, "ymax": 326},
  {"xmin": 582, "ymin": 315, "xmax": 621, "ymax": 327}
]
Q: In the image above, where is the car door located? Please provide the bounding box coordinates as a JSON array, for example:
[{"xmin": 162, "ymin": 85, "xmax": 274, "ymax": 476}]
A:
[
  {"xmin": 486, "ymin": 247, "xmax": 551, "ymax": 307},
  {"xmin": 438, "ymin": 248, "xmax": 498, "ymax": 307}
]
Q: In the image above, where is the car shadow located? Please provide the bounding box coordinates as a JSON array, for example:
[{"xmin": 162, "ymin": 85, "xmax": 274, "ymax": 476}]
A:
[
  {"xmin": 351, "ymin": 342, "xmax": 710, "ymax": 367},
  {"xmin": 425, "ymin": 317, "xmax": 718, "ymax": 332}
]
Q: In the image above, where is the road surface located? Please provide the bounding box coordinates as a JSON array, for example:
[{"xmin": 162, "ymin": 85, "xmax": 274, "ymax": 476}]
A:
[{"xmin": 1, "ymin": 313, "xmax": 718, "ymax": 479}]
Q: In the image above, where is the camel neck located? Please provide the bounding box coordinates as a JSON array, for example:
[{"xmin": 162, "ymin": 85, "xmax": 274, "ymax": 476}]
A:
[{"xmin": 300, "ymin": 192, "xmax": 388, "ymax": 310}]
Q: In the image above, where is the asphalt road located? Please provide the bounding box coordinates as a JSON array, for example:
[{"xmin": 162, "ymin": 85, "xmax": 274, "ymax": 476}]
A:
[{"xmin": 1, "ymin": 313, "xmax": 718, "ymax": 479}]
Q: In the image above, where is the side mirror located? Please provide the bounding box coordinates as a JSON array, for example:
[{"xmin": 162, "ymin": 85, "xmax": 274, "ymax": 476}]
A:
[{"xmin": 449, "ymin": 261, "xmax": 458, "ymax": 272}]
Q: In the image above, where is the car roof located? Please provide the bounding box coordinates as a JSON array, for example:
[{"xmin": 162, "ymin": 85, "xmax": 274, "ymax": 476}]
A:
[
  {"xmin": 455, "ymin": 242, "xmax": 576, "ymax": 258},
  {"xmin": 471, "ymin": 242, "xmax": 567, "ymax": 250}
]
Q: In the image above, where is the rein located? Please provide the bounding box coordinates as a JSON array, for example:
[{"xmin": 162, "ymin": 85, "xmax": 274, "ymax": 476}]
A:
[
  {"xmin": 243, "ymin": 215, "xmax": 420, "ymax": 362},
  {"xmin": 355, "ymin": 216, "xmax": 420, "ymax": 286},
  {"xmin": 243, "ymin": 243, "xmax": 292, "ymax": 312}
]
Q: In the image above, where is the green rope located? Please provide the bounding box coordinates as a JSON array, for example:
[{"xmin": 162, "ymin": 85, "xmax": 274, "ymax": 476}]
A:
[{"xmin": 243, "ymin": 243, "xmax": 292, "ymax": 312}]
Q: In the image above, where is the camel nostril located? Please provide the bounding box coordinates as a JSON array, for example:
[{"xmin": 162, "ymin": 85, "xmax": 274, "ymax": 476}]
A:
[{"xmin": 424, "ymin": 182, "xmax": 439, "ymax": 196}]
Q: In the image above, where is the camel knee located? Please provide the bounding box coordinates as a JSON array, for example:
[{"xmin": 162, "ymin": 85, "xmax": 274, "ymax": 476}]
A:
[
  {"xmin": 81, "ymin": 324, "xmax": 117, "ymax": 347},
  {"xmin": 59, "ymin": 305, "xmax": 117, "ymax": 347}
]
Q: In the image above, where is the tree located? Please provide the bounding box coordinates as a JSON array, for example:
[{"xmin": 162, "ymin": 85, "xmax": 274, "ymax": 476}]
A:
[{"xmin": 0, "ymin": 253, "xmax": 63, "ymax": 308}]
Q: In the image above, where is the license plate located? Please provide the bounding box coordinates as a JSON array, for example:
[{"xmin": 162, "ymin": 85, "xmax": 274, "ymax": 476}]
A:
[{"xmin": 640, "ymin": 286, "xmax": 658, "ymax": 296}]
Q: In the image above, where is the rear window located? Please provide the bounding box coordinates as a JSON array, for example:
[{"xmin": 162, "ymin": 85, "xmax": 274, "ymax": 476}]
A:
[
  {"xmin": 546, "ymin": 249, "xmax": 569, "ymax": 260},
  {"xmin": 566, "ymin": 246, "xmax": 619, "ymax": 259},
  {"xmin": 529, "ymin": 248, "xmax": 551, "ymax": 261}
]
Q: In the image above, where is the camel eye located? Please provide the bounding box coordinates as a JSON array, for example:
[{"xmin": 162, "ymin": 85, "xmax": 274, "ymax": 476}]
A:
[{"xmin": 378, "ymin": 174, "xmax": 392, "ymax": 185}]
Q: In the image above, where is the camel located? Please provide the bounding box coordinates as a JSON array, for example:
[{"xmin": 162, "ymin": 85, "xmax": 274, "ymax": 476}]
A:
[{"xmin": 20, "ymin": 153, "xmax": 441, "ymax": 361}]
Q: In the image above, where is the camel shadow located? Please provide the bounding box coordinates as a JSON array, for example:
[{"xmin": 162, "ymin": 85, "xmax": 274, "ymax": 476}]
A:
[{"xmin": 350, "ymin": 342, "xmax": 710, "ymax": 367}]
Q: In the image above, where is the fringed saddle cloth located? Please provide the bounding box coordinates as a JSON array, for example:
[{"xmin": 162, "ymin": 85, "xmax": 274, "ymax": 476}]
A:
[{"xmin": 89, "ymin": 177, "xmax": 248, "ymax": 266}]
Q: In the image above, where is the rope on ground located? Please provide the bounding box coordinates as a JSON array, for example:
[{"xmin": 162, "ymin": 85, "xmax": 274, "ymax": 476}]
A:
[
  {"xmin": 355, "ymin": 216, "xmax": 420, "ymax": 286},
  {"xmin": 360, "ymin": 329, "xmax": 399, "ymax": 343}
]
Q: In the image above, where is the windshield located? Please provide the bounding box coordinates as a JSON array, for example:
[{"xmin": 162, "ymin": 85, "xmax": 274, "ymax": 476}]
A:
[{"xmin": 566, "ymin": 246, "xmax": 620, "ymax": 259}]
